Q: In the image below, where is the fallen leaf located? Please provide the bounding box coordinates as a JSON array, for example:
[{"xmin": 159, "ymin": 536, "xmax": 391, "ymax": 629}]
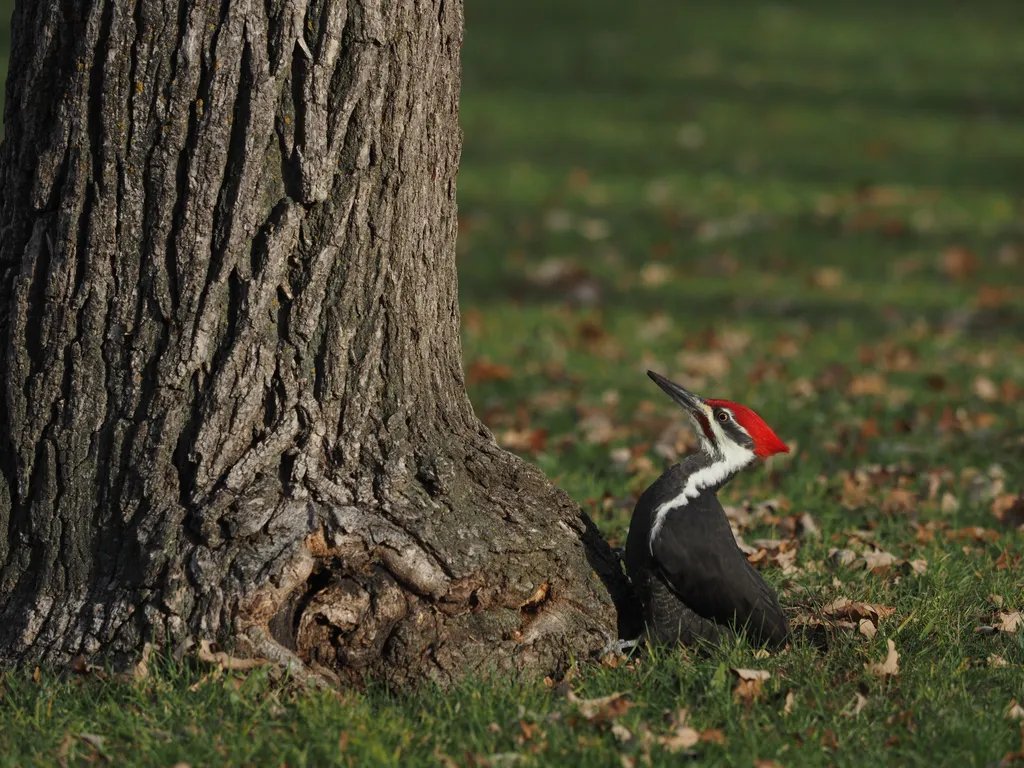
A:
[
  {"xmin": 940, "ymin": 492, "xmax": 960, "ymax": 514},
  {"xmin": 700, "ymin": 729, "xmax": 727, "ymax": 745},
  {"xmin": 946, "ymin": 526, "xmax": 1001, "ymax": 544},
  {"xmin": 611, "ymin": 722, "xmax": 634, "ymax": 743},
  {"xmin": 640, "ymin": 262, "xmax": 673, "ymax": 287},
  {"xmin": 973, "ymin": 376, "xmax": 1000, "ymax": 402},
  {"xmin": 859, "ymin": 619, "xmax": 878, "ymax": 640},
  {"xmin": 881, "ymin": 487, "xmax": 918, "ymax": 514},
  {"xmin": 847, "ymin": 373, "xmax": 887, "ymax": 397},
  {"xmin": 998, "ymin": 611, "xmax": 1022, "ymax": 634},
  {"xmin": 993, "ymin": 494, "xmax": 1024, "ymax": 528},
  {"xmin": 732, "ymin": 668, "xmax": 770, "ymax": 704},
  {"xmin": 866, "ymin": 639, "xmax": 899, "ymax": 677},
  {"xmin": 79, "ymin": 733, "xmax": 105, "ymax": 751},
  {"xmin": 658, "ymin": 709, "xmax": 700, "ymax": 752},
  {"xmin": 1009, "ymin": 701, "xmax": 1024, "ymax": 721},
  {"xmin": 677, "ymin": 349, "xmax": 731, "ymax": 379},
  {"xmin": 828, "ymin": 548, "xmax": 858, "ymax": 568},
  {"xmin": 433, "ymin": 748, "xmax": 460, "ymax": 768},
  {"xmin": 783, "ymin": 691, "xmax": 795, "ymax": 716},
  {"xmin": 989, "ymin": 655, "xmax": 1010, "ymax": 668},
  {"xmin": 197, "ymin": 640, "xmax": 268, "ymax": 671},
  {"xmin": 822, "ymin": 598, "xmax": 896, "ymax": 625},
  {"xmin": 796, "ymin": 513, "xmax": 820, "ymax": 539},
  {"xmin": 820, "ymin": 728, "xmax": 839, "ymax": 750},
  {"xmin": 520, "ymin": 582, "xmax": 550, "ymax": 611},
  {"xmin": 941, "ymin": 245, "xmax": 977, "ymax": 281},
  {"xmin": 566, "ymin": 690, "xmax": 632, "ymax": 723},
  {"xmin": 579, "ymin": 217, "xmax": 610, "ymax": 241},
  {"xmin": 57, "ymin": 731, "xmax": 74, "ymax": 768},
  {"xmin": 498, "ymin": 427, "xmax": 548, "ymax": 454},
  {"xmin": 811, "ymin": 267, "xmax": 845, "ymax": 289},
  {"xmin": 907, "ymin": 559, "xmax": 928, "ymax": 576},
  {"xmin": 862, "ymin": 549, "xmax": 899, "ymax": 573},
  {"xmin": 132, "ymin": 642, "xmax": 152, "ymax": 682},
  {"xmin": 466, "ymin": 357, "xmax": 514, "ymax": 385},
  {"xmin": 841, "ymin": 692, "xmax": 868, "ymax": 718}
]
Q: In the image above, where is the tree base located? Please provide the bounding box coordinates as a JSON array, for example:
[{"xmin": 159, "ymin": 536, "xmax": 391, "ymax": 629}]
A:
[{"xmin": 204, "ymin": 439, "xmax": 636, "ymax": 690}]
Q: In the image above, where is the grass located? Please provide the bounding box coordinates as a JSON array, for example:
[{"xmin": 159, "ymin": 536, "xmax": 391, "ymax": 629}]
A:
[{"xmin": 3, "ymin": 0, "xmax": 1024, "ymax": 765}]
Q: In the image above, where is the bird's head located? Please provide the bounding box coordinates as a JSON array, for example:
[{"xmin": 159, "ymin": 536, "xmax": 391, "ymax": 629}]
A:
[{"xmin": 647, "ymin": 370, "xmax": 789, "ymax": 472}]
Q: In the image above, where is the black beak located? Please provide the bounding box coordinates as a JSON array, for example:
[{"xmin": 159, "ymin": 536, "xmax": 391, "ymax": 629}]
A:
[{"xmin": 647, "ymin": 370, "xmax": 706, "ymax": 417}]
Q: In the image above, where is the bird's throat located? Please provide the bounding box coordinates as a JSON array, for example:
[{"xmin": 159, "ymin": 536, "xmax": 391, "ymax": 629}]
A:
[{"xmin": 648, "ymin": 447, "xmax": 755, "ymax": 552}]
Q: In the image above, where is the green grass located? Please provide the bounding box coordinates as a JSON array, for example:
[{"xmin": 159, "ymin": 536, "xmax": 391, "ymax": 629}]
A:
[{"xmin": 3, "ymin": 1, "xmax": 1024, "ymax": 765}]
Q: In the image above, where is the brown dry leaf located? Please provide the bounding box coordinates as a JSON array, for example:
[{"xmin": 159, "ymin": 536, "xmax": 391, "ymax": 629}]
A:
[
  {"xmin": 677, "ymin": 349, "xmax": 731, "ymax": 379},
  {"xmin": 796, "ymin": 512, "xmax": 821, "ymax": 539},
  {"xmin": 466, "ymin": 357, "xmax": 514, "ymax": 385},
  {"xmin": 828, "ymin": 548, "xmax": 858, "ymax": 568},
  {"xmin": 998, "ymin": 612, "xmax": 1022, "ymax": 634},
  {"xmin": 783, "ymin": 691, "xmax": 796, "ymax": 716},
  {"xmin": 947, "ymin": 526, "xmax": 1001, "ymax": 544},
  {"xmin": 520, "ymin": 582, "xmax": 550, "ymax": 611},
  {"xmin": 659, "ymin": 709, "xmax": 700, "ymax": 752},
  {"xmin": 989, "ymin": 655, "xmax": 1010, "ymax": 668},
  {"xmin": 1009, "ymin": 701, "xmax": 1024, "ymax": 721},
  {"xmin": 732, "ymin": 668, "xmax": 771, "ymax": 704},
  {"xmin": 433, "ymin": 748, "xmax": 460, "ymax": 768},
  {"xmin": 132, "ymin": 642, "xmax": 152, "ymax": 682},
  {"xmin": 847, "ymin": 373, "xmax": 887, "ymax": 396},
  {"xmin": 866, "ymin": 639, "xmax": 900, "ymax": 677},
  {"xmin": 811, "ymin": 267, "xmax": 845, "ymax": 289},
  {"xmin": 566, "ymin": 690, "xmax": 632, "ymax": 723},
  {"xmin": 941, "ymin": 245, "xmax": 977, "ymax": 281},
  {"xmin": 862, "ymin": 549, "xmax": 899, "ymax": 573},
  {"xmin": 993, "ymin": 494, "xmax": 1024, "ymax": 528},
  {"xmin": 79, "ymin": 733, "xmax": 106, "ymax": 752},
  {"xmin": 973, "ymin": 376, "xmax": 1000, "ymax": 402},
  {"xmin": 56, "ymin": 731, "xmax": 74, "ymax": 768},
  {"xmin": 700, "ymin": 729, "xmax": 727, "ymax": 745},
  {"xmin": 611, "ymin": 722, "xmax": 634, "ymax": 743},
  {"xmin": 197, "ymin": 640, "xmax": 268, "ymax": 672},
  {"xmin": 881, "ymin": 487, "xmax": 918, "ymax": 514},
  {"xmin": 640, "ymin": 262, "xmax": 673, "ymax": 287},
  {"xmin": 907, "ymin": 558, "xmax": 928, "ymax": 576},
  {"xmin": 823, "ymin": 598, "xmax": 896, "ymax": 625},
  {"xmin": 940, "ymin": 492, "xmax": 960, "ymax": 515},
  {"xmin": 498, "ymin": 428, "xmax": 548, "ymax": 454},
  {"xmin": 842, "ymin": 692, "xmax": 868, "ymax": 718},
  {"xmin": 859, "ymin": 619, "xmax": 878, "ymax": 640}
]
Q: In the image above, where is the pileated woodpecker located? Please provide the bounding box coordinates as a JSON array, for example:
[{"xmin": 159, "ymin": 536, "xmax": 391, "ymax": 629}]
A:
[{"xmin": 623, "ymin": 371, "xmax": 791, "ymax": 650}]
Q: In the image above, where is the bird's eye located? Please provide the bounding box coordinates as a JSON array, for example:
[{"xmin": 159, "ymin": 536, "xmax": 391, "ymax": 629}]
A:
[{"xmin": 717, "ymin": 411, "xmax": 729, "ymax": 422}]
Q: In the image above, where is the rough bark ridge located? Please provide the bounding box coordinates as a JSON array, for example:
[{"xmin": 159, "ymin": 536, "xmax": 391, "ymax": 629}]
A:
[{"xmin": 0, "ymin": 0, "xmax": 630, "ymax": 688}]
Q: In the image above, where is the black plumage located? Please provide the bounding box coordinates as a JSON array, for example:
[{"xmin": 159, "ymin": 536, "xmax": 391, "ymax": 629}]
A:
[
  {"xmin": 622, "ymin": 371, "xmax": 791, "ymax": 650},
  {"xmin": 624, "ymin": 455, "xmax": 790, "ymax": 648}
]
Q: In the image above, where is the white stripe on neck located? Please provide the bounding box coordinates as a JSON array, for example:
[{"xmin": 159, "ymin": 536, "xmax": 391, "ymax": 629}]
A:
[{"xmin": 648, "ymin": 425, "xmax": 755, "ymax": 553}]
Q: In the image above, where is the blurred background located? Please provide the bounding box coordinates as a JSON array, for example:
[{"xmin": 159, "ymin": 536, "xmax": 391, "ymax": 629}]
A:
[{"xmin": 1, "ymin": 1, "xmax": 1022, "ymax": 541}]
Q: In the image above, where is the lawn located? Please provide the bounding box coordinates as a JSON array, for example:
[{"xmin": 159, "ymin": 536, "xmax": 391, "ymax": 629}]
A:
[{"xmin": 3, "ymin": 0, "xmax": 1024, "ymax": 765}]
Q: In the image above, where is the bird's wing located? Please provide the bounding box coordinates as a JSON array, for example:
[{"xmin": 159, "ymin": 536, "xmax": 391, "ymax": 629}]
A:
[{"xmin": 651, "ymin": 498, "xmax": 790, "ymax": 647}]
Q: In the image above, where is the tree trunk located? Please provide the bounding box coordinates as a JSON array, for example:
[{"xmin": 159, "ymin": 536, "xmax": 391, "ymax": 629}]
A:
[{"xmin": 0, "ymin": 0, "xmax": 632, "ymax": 688}]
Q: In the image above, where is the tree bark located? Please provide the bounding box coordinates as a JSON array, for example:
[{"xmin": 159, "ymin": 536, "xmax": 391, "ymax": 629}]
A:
[{"xmin": 0, "ymin": 0, "xmax": 633, "ymax": 688}]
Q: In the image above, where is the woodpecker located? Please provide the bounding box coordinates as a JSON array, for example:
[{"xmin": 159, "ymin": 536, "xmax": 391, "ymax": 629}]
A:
[{"xmin": 623, "ymin": 370, "xmax": 791, "ymax": 650}]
